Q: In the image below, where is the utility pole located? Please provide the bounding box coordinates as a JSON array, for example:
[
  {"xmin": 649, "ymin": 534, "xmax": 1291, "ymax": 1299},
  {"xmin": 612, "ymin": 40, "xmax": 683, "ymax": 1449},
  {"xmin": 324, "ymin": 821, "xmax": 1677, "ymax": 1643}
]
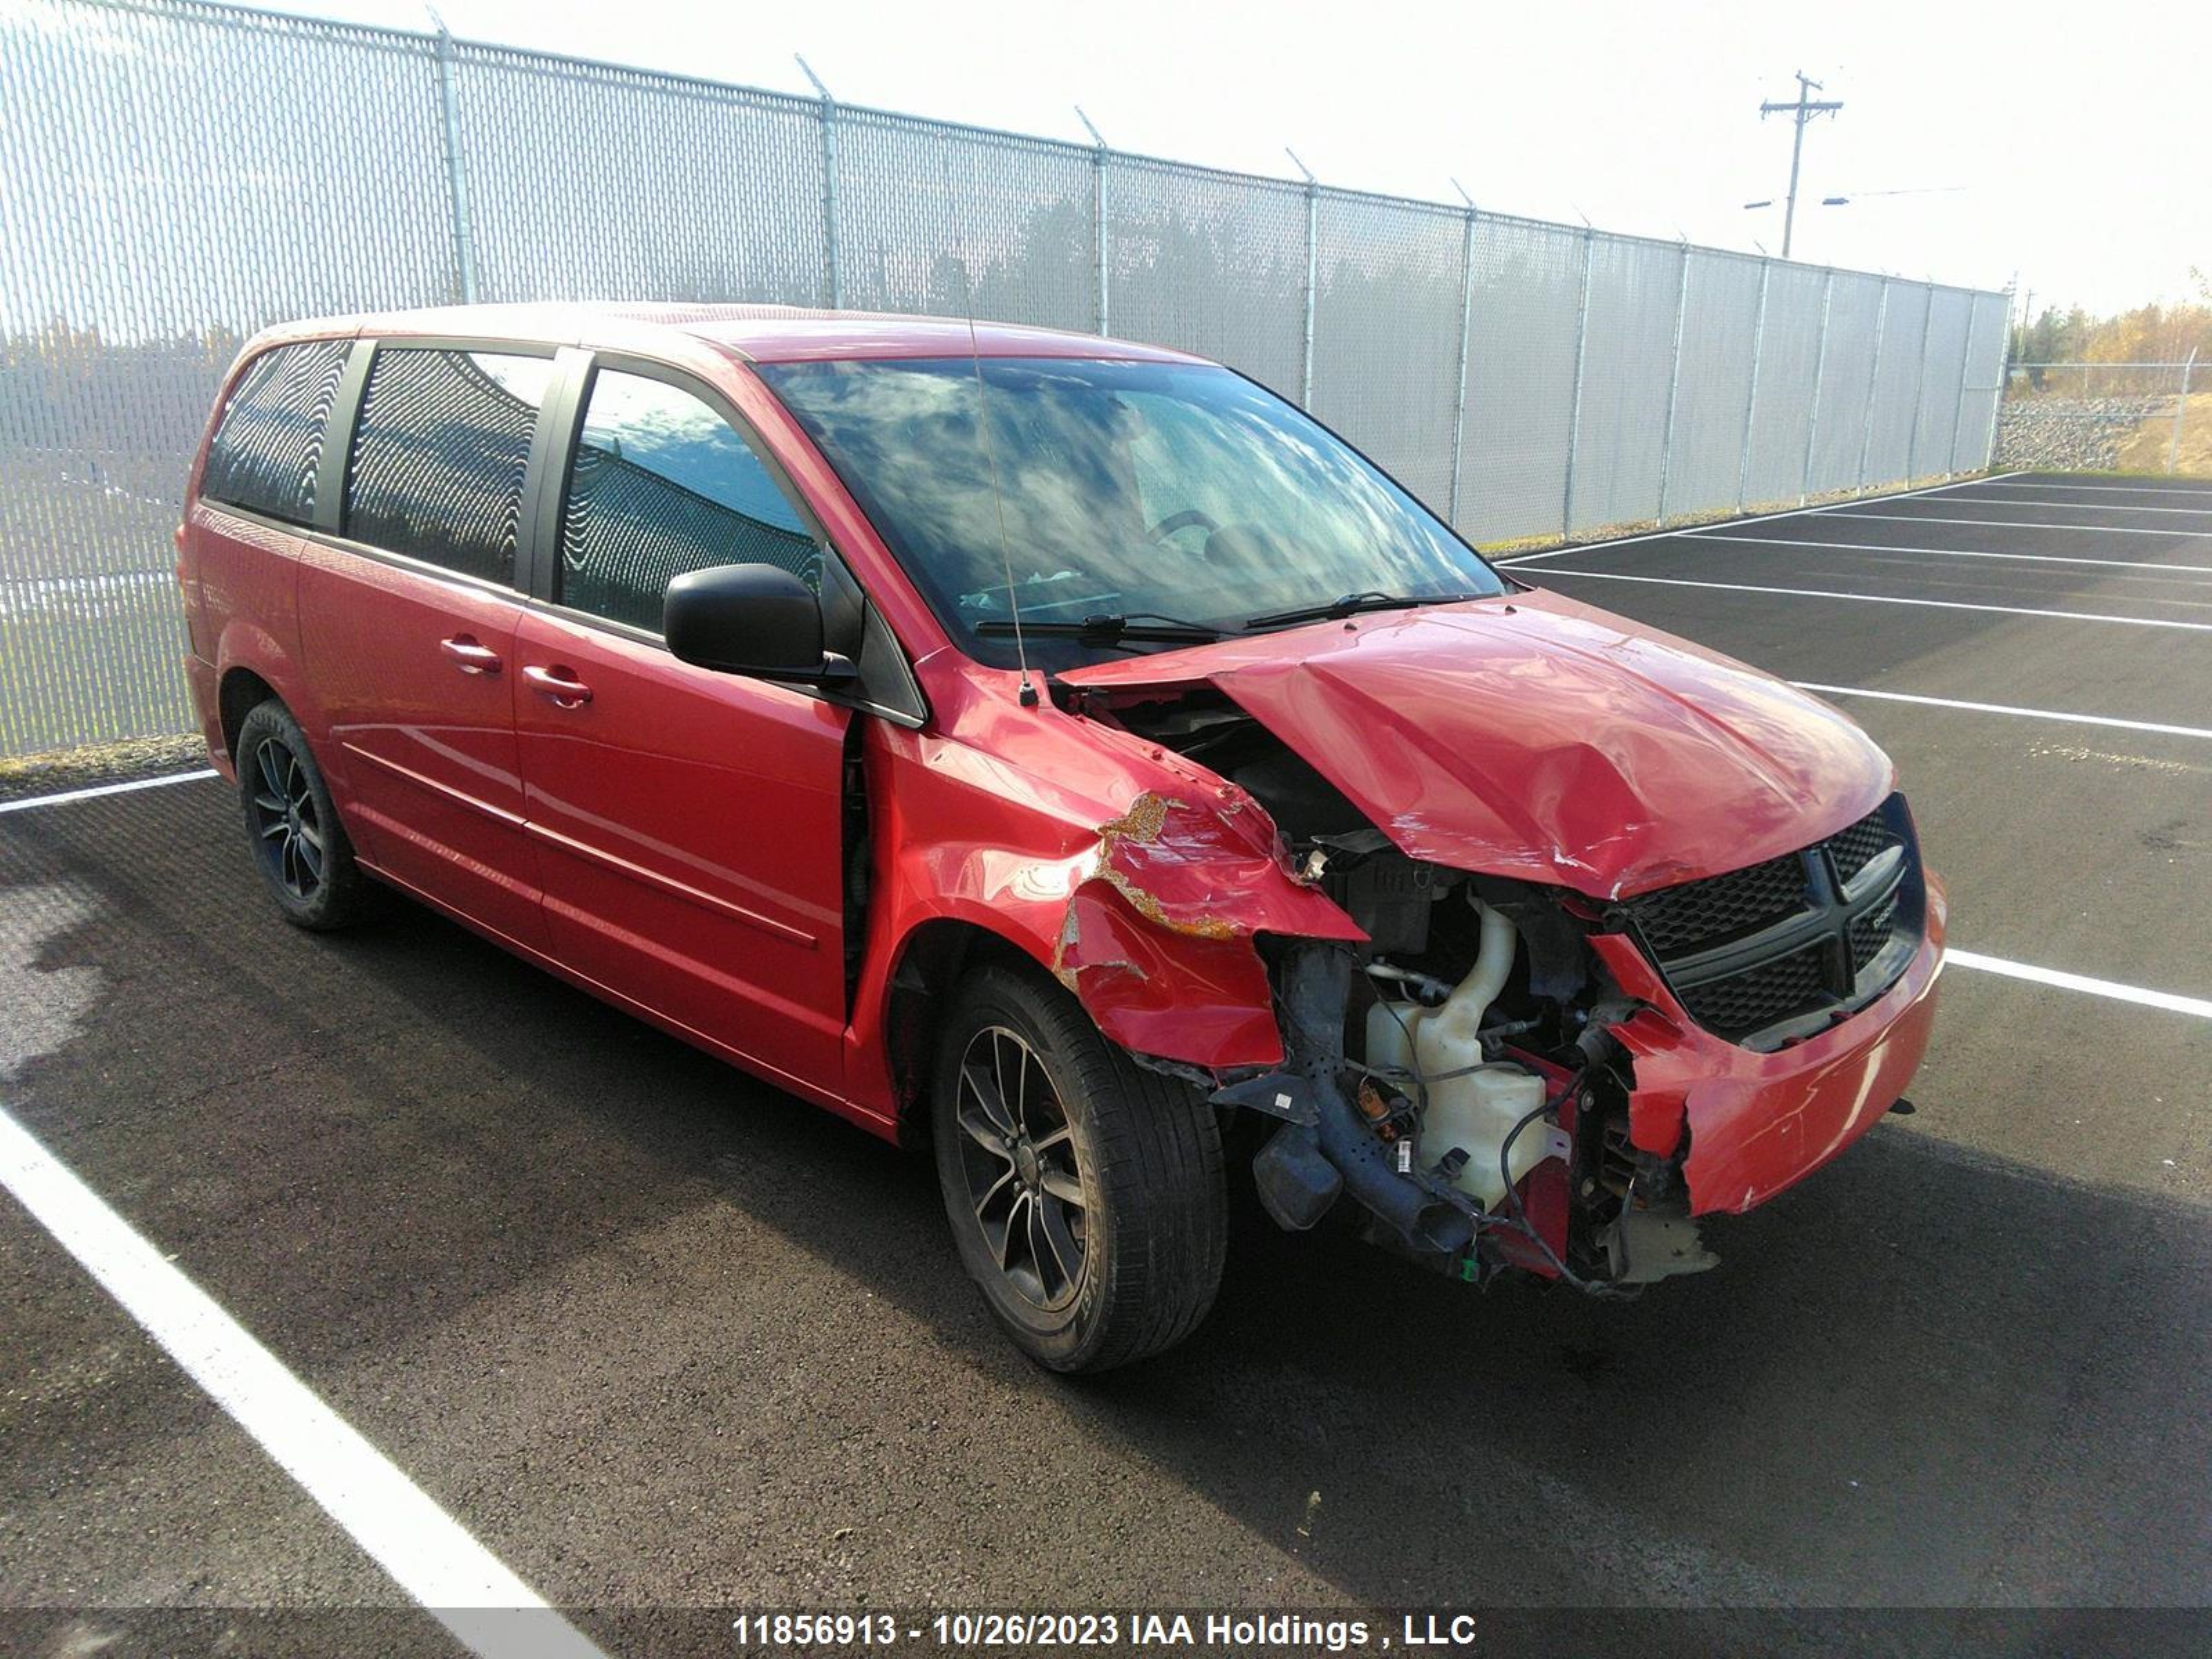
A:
[{"xmin": 1760, "ymin": 71, "xmax": 1842, "ymax": 259}]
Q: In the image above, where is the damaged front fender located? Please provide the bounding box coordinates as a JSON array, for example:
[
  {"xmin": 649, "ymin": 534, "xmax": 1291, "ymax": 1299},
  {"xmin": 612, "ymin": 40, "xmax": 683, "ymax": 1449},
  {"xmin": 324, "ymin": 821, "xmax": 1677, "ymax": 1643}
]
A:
[
  {"xmin": 1056, "ymin": 790, "xmax": 1361, "ymax": 1069},
  {"xmin": 852, "ymin": 707, "xmax": 1362, "ymax": 1120},
  {"xmin": 1053, "ymin": 883, "xmax": 1281, "ymax": 1065}
]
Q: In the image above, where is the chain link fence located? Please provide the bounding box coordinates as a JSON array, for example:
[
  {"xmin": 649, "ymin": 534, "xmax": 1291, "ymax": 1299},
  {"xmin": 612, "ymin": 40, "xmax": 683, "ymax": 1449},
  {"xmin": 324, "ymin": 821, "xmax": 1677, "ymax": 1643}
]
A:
[
  {"xmin": 1994, "ymin": 359, "xmax": 2204, "ymax": 474},
  {"xmin": 0, "ymin": 0, "xmax": 2012, "ymax": 758}
]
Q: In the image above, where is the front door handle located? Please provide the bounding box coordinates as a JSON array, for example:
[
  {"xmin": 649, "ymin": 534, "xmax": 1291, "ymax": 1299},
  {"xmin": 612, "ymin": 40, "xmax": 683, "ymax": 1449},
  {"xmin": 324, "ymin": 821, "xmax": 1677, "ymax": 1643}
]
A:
[
  {"xmin": 522, "ymin": 664, "xmax": 593, "ymax": 708},
  {"xmin": 440, "ymin": 635, "xmax": 503, "ymax": 675}
]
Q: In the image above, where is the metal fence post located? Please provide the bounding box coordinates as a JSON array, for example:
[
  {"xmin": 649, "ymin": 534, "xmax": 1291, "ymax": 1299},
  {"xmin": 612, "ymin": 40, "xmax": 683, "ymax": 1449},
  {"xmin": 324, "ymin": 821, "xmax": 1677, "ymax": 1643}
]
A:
[
  {"xmin": 1735, "ymin": 257, "xmax": 1771, "ymax": 509},
  {"xmin": 2172, "ymin": 348, "xmax": 2199, "ymax": 475},
  {"xmin": 1288, "ymin": 149, "xmax": 1319, "ymax": 406},
  {"xmin": 1447, "ymin": 185, "xmax": 1478, "ymax": 527},
  {"xmin": 1077, "ymin": 109, "xmax": 1111, "ymax": 337},
  {"xmin": 427, "ymin": 11, "xmax": 478, "ymax": 304},
  {"xmin": 1560, "ymin": 228, "xmax": 1596, "ymax": 538},
  {"xmin": 1983, "ymin": 284, "xmax": 2014, "ymax": 472},
  {"xmin": 797, "ymin": 56, "xmax": 840, "ymax": 309},
  {"xmin": 1799, "ymin": 270, "xmax": 1835, "ymax": 503},
  {"xmin": 1855, "ymin": 279, "xmax": 1891, "ymax": 492},
  {"xmin": 1905, "ymin": 284, "xmax": 1934, "ymax": 480},
  {"xmin": 1653, "ymin": 241, "xmax": 1691, "ymax": 524},
  {"xmin": 1942, "ymin": 293, "xmax": 1971, "ymax": 476}
]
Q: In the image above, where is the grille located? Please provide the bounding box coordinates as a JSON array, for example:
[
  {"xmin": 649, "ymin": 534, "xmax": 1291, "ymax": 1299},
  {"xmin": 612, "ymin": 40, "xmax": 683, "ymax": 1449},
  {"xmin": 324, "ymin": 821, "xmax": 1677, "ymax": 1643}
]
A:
[
  {"xmin": 1628, "ymin": 852, "xmax": 1807, "ymax": 955},
  {"xmin": 1829, "ymin": 809, "xmax": 1900, "ymax": 887},
  {"xmin": 1676, "ymin": 943, "xmax": 1828, "ymax": 1035},
  {"xmin": 1624, "ymin": 795, "xmax": 1921, "ymax": 1046},
  {"xmin": 1850, "ymin": 890, "xmax": 1900, "ymax": 975}
]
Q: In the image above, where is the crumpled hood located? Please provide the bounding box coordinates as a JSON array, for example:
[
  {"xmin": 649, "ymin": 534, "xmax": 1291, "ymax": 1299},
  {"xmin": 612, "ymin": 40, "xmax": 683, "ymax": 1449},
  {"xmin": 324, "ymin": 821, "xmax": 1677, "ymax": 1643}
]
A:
[{"xmin": 1058, "ymin": 589, "xmax": 1894, "ymax": 899}]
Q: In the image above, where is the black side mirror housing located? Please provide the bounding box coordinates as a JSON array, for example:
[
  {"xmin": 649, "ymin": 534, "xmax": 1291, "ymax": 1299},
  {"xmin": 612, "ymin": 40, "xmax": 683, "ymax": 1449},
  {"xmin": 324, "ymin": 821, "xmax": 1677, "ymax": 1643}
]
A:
[{"xmin": 664, "ymin": 563, "xmax": 856, "ymax": 685}]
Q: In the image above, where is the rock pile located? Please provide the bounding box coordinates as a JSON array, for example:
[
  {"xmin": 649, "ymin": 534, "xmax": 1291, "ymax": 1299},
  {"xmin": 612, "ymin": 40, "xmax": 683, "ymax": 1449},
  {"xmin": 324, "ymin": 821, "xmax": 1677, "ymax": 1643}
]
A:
[{"xmin": 1994, "ymin": 397, "xmax": 2164, "ymax": 471}]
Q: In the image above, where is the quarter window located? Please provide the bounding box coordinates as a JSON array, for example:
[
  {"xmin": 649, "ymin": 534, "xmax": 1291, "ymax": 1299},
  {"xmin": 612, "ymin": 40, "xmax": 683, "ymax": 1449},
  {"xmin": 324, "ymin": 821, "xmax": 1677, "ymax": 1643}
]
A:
[
  {"xmin": 201, "ymin": 339, "xmax": 350, "ymax": 525},
  {"xmin": 559, "ymin": 368, "xmax": 818, "ymax": 632},
  {"xmin": 344, "ymin": 348, "xmax": 554, "ymax": 583}
]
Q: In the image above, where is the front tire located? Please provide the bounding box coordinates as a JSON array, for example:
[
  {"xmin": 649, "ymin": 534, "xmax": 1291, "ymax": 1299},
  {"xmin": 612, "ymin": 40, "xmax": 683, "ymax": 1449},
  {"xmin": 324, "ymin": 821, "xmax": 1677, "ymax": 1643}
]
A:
[
  {"xmin": 236, "ymin": 700, "xmax": 369, "ymax": 931},
  {"xmin": 932, "ymin": 965, "xmax": 1226, "ymax": 1372}
]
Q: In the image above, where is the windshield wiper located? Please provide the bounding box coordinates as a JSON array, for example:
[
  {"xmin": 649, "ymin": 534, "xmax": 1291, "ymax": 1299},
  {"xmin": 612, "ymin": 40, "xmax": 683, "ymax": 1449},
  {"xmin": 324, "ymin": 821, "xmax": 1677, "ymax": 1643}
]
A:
[
  {"xmin": 976, "ymin": 611, "xmax": 1224, "ymax": 644},
  {"xmin": 1239, "ymin": 590, "xmax": 1490, "ymax": 630}
]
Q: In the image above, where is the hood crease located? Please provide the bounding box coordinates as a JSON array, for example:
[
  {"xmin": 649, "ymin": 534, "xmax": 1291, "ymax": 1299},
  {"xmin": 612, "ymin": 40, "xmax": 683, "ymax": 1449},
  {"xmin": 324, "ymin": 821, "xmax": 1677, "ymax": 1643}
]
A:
[{"xmin": 1060, "ymin": 591, "xmax": 1893, "ymax": 899}]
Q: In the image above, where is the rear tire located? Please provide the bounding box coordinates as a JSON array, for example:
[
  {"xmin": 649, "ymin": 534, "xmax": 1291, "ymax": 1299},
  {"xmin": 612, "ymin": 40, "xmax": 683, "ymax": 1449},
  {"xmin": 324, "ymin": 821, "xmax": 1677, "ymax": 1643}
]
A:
[
  {"xmin": 931, "ymin": 964, "xmax": 1226, "ymax": 1372},
  {"xmin": 236, "ymin": 700, "xmax": 369, "ymax": 931}
]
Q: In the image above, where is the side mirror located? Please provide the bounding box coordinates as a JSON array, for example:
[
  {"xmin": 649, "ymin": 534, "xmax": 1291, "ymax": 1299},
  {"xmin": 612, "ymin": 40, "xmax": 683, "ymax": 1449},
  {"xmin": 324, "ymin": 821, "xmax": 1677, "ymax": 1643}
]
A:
[{"xmin": 664, "ymin": 563, "xmax": 856, "ymax": 685}]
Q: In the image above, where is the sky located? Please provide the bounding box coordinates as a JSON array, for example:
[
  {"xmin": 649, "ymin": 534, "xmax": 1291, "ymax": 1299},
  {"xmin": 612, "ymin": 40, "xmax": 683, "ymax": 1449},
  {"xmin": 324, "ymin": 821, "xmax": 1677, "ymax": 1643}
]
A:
[{"xmin": 281, "ymin": 0, "xmax": 2206, "ymax": 318}]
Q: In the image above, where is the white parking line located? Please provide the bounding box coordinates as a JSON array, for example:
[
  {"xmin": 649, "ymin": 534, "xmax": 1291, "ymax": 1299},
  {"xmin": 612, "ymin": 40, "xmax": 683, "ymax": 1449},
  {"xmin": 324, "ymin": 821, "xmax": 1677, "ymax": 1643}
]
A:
[
  {"xmin": 1824, "ymin": 513, "xmax": 2212, "ymax": 538},
  {"xmin": 0, "ymin": 1104, "xmax": 609, "ymax": 1659},
  {"xmin": 1947, "ymin": 950, "xmax": 2212, "ymax": 1021},
  {"xmin": 1792, "ymin": 682, "xmax": 2212, "ymax": 742},
  {"xmin": 1927, "ymin": 495, "xmax": 2212, "ymax": 515},
  {"xmin": 1899, "ymin": 474, "xmax": 2034, "ymax": 496},
  {"xmin": 1494, "ymin": 473, "xmax": 2025, "ymax": 566},
  {"xmin": 1979, "ymin": 480, "xmax": 2212, "ymax": 498},
  {"xmin": 0, "ymin": 769, "xmax": 218, "ymax": 815},
  {"xmin": 1523, "ymin": 568, "xmax": 2212, "ymax": 630},
  {"xmin": 1691, "ymin": 532, "xmax": 2212, "ymax": 576}
]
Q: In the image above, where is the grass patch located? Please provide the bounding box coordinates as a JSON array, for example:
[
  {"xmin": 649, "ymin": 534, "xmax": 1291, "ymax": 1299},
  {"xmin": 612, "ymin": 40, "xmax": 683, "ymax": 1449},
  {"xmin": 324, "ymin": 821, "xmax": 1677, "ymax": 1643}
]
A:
[
  {"xmin": 0, "ymin": 733, "xmax": 208, "ymax": 803},
  {"xmin": 2112, "ymin": 395, "xmax": 2212, "ymax": 477}
]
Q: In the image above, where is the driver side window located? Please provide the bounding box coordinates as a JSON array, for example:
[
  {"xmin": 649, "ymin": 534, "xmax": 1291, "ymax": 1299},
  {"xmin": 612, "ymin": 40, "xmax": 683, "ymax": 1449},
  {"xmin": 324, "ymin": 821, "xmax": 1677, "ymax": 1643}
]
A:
[{"xmin": 560, "ymin": 368, "xmax": 820, "ymax": 632}]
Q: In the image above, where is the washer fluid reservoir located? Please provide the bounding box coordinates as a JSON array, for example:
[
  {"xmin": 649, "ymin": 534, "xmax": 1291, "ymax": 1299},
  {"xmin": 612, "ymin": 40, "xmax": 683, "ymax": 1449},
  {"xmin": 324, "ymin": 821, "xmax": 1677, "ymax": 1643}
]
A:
[{"xmin": 1363, "ymin": 900, "xmax": 1550, "ymax": 1212}]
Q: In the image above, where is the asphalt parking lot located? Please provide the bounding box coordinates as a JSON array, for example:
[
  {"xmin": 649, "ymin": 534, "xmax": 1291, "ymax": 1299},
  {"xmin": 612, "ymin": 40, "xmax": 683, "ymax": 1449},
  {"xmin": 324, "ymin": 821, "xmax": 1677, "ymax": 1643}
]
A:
[{"xmin": 4, "ymin": 470, "xmax": 2211, "ymax": 1657}]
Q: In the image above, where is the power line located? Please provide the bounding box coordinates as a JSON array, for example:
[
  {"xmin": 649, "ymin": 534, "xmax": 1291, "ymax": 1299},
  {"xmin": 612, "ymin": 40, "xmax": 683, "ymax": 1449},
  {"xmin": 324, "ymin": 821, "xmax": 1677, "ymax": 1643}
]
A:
[
  {"xmin": 1759, "ymin": 71, "xmax": 1843, "ymax": 259},
  {"xmin": 1826, "ymin": 185, "xmax": 1968, "ymax": 199}
]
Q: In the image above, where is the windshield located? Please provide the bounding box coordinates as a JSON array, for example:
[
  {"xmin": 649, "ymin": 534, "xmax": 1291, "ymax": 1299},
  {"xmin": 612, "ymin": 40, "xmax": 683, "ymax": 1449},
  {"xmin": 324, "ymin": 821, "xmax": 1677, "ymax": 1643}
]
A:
[{"xmin": 752, "ymin": 356, "xmax": 1507, "ymax": 668}]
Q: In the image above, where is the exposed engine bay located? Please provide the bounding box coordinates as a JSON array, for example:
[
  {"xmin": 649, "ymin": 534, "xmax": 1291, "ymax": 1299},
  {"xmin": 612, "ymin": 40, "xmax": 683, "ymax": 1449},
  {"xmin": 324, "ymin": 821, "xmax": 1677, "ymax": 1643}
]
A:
[
  {"xmin": 1245, "ymin": 858, "xmax": 1713, "ymax": 1295},
  {"xmin": 1082, "ymin": 682, "xmax": 1928, "ymax": 1294}
]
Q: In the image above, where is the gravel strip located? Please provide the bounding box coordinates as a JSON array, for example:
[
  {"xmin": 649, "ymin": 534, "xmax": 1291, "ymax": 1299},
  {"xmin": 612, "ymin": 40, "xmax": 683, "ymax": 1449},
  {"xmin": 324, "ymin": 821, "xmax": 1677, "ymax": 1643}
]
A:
[{"xmin": 1995, "ymin": 397, "xmax": 2166, "ymax": 471}]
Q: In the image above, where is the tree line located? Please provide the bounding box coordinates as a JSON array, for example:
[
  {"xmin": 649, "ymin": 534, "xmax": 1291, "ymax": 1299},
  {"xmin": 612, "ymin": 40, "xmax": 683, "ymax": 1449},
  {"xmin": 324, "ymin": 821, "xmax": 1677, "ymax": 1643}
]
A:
[{"xmin": 2009, "ymin": 269, "xmax": 2212, "ymax": 389}]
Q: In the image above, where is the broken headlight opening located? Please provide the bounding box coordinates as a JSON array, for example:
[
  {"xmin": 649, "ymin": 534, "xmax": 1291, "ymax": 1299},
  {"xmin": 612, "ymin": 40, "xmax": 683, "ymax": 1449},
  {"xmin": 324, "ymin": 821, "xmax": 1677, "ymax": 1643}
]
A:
[
  {"xmin": 1230, "ymin": 894, "xmax": 1707, "ymax": 1300},
  {"xmin": 1089, "ymin": 682, "xmax": 1726, "ymax": 1295}
]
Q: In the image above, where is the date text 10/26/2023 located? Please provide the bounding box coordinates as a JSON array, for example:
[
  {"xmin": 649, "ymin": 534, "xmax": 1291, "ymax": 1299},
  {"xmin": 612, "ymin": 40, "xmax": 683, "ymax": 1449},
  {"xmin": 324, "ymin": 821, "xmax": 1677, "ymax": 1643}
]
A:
[{"xmin": 730, "ymin": 1611, "xmax": 1481, "ymax": 1650}]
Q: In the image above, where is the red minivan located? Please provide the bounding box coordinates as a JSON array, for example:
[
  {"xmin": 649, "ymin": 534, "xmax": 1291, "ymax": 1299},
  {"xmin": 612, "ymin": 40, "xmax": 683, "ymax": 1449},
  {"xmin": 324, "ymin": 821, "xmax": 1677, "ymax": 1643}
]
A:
[{"xmin": 179, "ymin": 304, "xmax": 1943, "ymax": 1371}]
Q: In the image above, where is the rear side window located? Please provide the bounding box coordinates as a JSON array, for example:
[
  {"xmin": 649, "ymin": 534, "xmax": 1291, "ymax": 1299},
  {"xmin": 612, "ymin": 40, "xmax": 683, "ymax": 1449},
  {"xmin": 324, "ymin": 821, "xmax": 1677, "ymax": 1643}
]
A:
[
  {"xmin": 343, "ymin": 348, "xmax": 555, "ymax": 583},
  {"xmin": 201, "ymin": 339, "xmax": 350, "ymax": 525},
  {"xmin": 559, "ymin": 368, "xmax": 818, "ymax": 632}
]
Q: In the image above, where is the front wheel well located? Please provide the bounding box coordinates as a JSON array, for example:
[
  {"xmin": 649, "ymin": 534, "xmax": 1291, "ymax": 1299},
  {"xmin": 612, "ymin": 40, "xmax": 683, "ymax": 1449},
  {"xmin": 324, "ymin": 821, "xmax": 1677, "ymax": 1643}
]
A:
[
  {"xmin": 885, "ymin": 919, "xmax": 1045, "ymax": 1144},
  {"xmin": 218, "ymin": 667, "xmax": 277, "ymax": 760}
]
